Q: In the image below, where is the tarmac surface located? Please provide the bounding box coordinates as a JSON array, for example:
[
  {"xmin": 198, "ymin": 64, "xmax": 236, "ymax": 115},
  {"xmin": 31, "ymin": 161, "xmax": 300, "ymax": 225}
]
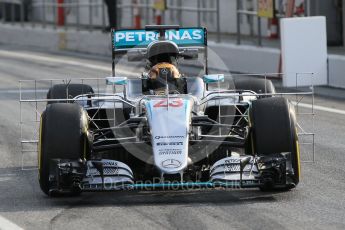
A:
[{"xmin": 0, "ymin": 45, "xmax": 344, "ymax": 230}]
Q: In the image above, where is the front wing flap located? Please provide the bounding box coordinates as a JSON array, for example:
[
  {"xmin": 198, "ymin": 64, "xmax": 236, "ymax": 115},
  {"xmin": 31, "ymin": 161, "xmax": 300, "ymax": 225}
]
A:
[{"xmin": 48, "ymin": 153, "xmax": 291, "ymax": 192}]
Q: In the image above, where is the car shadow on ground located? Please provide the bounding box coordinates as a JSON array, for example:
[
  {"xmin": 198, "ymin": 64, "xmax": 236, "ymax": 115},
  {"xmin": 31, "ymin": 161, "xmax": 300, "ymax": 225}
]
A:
[
  {"xmin": 77, "ymin": 189, "xmax": 279, "ymax": 207},
  {"xmin": 0, "ymin": 166, "xmax": 297, "ymax": 212}
]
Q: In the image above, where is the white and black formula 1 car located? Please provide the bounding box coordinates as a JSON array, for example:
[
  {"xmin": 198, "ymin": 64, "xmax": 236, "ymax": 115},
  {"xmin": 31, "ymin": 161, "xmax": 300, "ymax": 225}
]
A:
[{"xmin": 37, "ymin": 25, "xmax": 301, "ymax": 196}]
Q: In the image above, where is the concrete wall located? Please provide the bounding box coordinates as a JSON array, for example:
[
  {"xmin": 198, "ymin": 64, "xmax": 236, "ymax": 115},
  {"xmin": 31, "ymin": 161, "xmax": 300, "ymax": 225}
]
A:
[
  {"xmin": 1, "ymin": 23, "xmax": 345, "ymax": 88},
  {"xmin": 328, "ymin": 55, "xmax": 345, "ymax": 88},
  {"xmin": 0, "ymin": 24, "xmax": 111, "ymax": 55},
  {"xmin": 0, "ymin": 23, "xmax": 279, "ymax": 72}
]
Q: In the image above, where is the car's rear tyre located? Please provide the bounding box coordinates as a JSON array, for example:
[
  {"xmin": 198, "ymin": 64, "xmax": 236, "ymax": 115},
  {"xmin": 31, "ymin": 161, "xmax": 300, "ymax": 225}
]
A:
[
  {"xmin": 234, "ymin": 78, "xmax": 276, "ymax": 98},
  {"xmin": 47, "ymin": 83, "xmax": 94, "ymax": 104},
  {"xmin": 39, "ymin": 103, "xmax": 88, "ymax": 196},
  {"xmin": 251, "ymin": 97, "xmax": 300, "ymax": 191}
]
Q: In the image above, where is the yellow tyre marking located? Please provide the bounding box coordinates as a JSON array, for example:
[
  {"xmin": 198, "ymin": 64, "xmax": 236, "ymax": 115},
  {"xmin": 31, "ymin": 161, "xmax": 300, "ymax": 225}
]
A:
[
  {"xmin": 38, "ymin": 115, "xmax": 43, "ymax": 179},
  {"xmin": 83, "ymin": 135, "xmax": 87, "ymax": 160},
  {"xmin": 81, "ymin": 110, "xmax": 89, "ymax": 160},
  {"xmin": 296, "ymin": 139, "xmax": 301, "ymax": 179},
  {"xmin": 294, "ymin": 126, "xmax": 301, "ymax": 179}
]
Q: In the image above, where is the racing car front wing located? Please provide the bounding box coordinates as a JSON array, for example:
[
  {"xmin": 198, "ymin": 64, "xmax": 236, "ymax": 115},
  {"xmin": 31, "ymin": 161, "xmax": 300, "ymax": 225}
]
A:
[{"xmin": 47, "ymin": 153, "xmax": 293, "ymax": 194}]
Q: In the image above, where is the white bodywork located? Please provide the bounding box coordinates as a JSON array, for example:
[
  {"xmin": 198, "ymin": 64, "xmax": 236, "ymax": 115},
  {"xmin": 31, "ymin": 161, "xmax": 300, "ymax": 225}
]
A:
[{"xmin": 144, "ymin": 97, "xmax": 194, "ymax": 174}]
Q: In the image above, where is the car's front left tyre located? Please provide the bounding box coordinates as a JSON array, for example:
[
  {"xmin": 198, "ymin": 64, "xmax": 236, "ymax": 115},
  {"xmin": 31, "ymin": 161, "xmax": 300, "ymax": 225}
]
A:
[{"xmin": 38, "ymin": 103, "xmax": 89, "ymax": 196}]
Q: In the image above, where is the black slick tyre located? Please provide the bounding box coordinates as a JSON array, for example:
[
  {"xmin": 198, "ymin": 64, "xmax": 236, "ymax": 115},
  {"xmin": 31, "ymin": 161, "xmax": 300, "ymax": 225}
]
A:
[
  {"xmin": 38, "ymin": 103, "xmax": 88, "ymax": 196},
  {"xmin": 251, "ymin": 97, "xmax": 300, "ymax": 191},
  {"xmin": 47, "ymin": 84, "xmax": 94, "ymax": 104},
  {"xmin": 234, "ymin": 78, "xmax": 276, "ymax": 98}
]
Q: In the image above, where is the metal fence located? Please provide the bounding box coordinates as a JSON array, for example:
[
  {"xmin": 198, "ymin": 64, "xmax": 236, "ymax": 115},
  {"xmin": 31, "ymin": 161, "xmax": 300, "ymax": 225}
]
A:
[{"xmin": 0, "ymin": 0, "xmax": 221, "ymax": 42}]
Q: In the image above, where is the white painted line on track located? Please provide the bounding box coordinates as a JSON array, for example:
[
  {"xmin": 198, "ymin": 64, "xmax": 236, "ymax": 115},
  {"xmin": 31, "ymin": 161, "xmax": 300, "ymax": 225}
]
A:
[
  {"xmin": 0, "ymin": 89, "xmax": 48, "ymax": 94},
  {"xmin": 296, "ymin": 102, "xmax": 345, "ymax": 116},
  {"xmin": 0, "ymin": 89, "xmax": 106, "ymax": 94},
  {"xmin": 0, "ymin": 50, "xmax": 133, "ymax": 76},
  {"xmin": 0, "ymin": 215, "xmax": 24, "ymax": 230},
  {"xmin": 1, "ymin": 50, "xmax": 345, "ymax": 116}
]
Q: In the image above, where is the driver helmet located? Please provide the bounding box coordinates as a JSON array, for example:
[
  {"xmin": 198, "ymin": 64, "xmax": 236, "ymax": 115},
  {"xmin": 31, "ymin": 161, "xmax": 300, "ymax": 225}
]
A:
[
  {"xmin": 147, "ymin": 40, "xmax": 179, "ymax": 67},
  {"xmin": 145, "ymin": 41, "xmax": 184, "ymax": 93}
]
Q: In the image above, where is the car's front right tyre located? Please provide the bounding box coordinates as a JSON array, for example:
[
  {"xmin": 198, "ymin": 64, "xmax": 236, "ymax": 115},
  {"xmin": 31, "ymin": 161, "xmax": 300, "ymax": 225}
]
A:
[{"xmin": 251, "ymin": 97, "xmax": 300, "ymax": 191}]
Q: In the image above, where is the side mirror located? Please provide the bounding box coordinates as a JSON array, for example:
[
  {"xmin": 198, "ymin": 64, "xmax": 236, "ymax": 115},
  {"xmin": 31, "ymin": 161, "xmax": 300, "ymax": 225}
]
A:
[
  {"xmin": 106, "ymin": 76, "xmax": 128, "ymax": 85},
  {"xmin": 203, "ymin": 74, "xmax": 225, "ymax": 84}
]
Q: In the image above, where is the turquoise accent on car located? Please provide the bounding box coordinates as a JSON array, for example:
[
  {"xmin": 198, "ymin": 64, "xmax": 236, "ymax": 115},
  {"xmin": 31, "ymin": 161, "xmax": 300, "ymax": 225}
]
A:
[
  {"xmin": 106, "ymin": 77, "xmax": 128, "ymax": 86},
  {"xmin": 203, "ymin": 74, "xmax": 225, "ymax": 84},
  {"xmin": 113, "ymin": 28, "xmax": 205, "ymax": 49}
]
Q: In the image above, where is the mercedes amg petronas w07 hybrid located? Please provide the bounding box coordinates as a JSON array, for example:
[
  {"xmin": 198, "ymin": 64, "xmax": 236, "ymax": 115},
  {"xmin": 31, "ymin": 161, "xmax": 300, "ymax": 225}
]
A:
[{"xmin": 29, "ymin": 25, "xmax": 305, "ymax": 196}]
